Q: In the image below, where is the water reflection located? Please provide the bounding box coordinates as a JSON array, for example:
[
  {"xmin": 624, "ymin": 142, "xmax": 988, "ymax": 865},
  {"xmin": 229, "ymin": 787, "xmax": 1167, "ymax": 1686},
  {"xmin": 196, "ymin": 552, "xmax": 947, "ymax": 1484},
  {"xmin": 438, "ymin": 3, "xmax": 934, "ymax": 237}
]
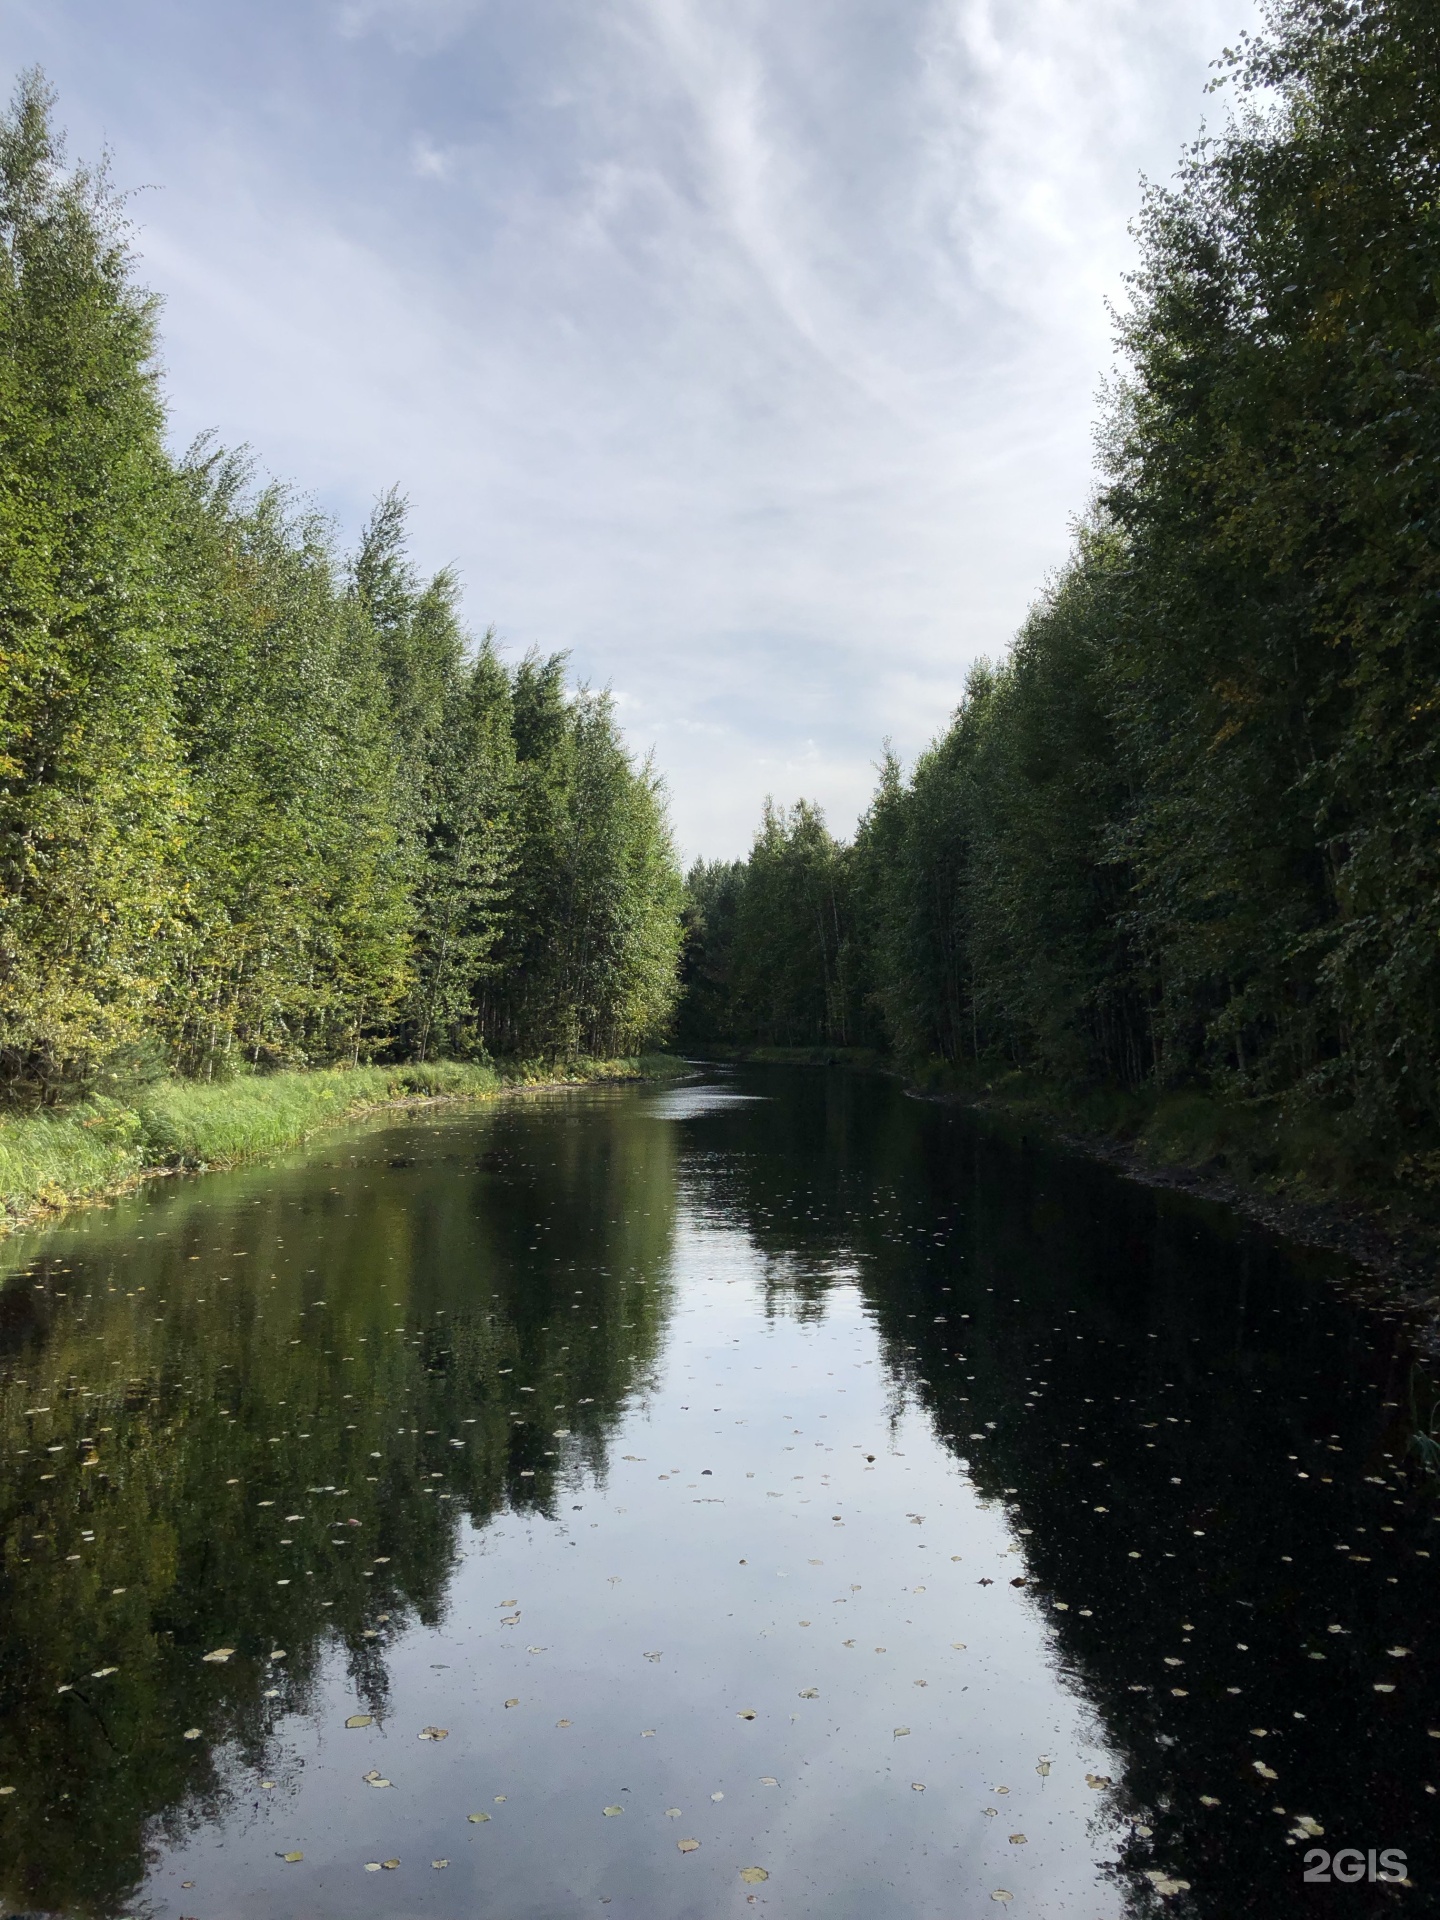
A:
[
  {"xmin": 0, "ymin": 1089, "xmax": 676, "ymax": 1916},
  {"xmin": 0, "ymin": 1066, "xmax": 1432, "ymax": 1919}
]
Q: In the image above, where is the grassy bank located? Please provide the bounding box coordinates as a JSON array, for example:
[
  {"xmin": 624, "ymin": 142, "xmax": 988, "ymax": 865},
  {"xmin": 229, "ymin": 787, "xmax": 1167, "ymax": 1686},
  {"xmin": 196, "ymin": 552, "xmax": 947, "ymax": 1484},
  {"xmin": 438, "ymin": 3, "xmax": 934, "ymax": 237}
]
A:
[{"xmin": 0, "ymin": 1056, "xmax": 680, "ymax": 1233}]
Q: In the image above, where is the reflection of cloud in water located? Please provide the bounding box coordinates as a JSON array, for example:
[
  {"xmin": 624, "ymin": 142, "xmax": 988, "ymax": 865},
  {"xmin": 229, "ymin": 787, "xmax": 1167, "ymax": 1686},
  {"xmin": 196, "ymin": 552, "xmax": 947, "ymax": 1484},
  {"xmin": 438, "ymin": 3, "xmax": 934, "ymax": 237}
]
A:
[{"xmin": 644, "ymin": 1087, "xmax": 768, "ymax": 1120}]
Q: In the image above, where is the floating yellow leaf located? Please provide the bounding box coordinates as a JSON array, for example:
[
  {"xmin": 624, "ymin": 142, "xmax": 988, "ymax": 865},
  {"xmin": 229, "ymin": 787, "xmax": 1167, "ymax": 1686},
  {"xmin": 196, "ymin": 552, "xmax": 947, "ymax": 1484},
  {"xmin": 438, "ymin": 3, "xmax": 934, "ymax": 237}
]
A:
[
  {"xmin": 432, "ymin": 1858, "xmax": 449, "ymax": 1868},
  {"xmin": 345, "ymin": 1715, "xmax": 373, "ymax": 1729},
  {"xmin": 737, "ymin": 1709, "xmax": 756, "ymax": 1720},
  {"xmin": 603, "ymin": 1805, "xmax": 623, "ymax": 1816},
  {"xmin": 504, "ymin": 1698, "xmax": 519, "ymax": 1708},
  {"xmin": 739, "ymin": 1866, "xmax": 769, "ymax": 1883},
  {"xmin": 678, "ymin": 1838, "xmax": 700, "ymax": 1853},
  {"xmin": 282, "ymin": 1852, "xmax": 303, "ymax": 1863},
  {"xmin": 202, "ymin": 1648, "xmax": 235, "ymax": 1664},
  {"xmin": 467, "ymin": 1812, "xmax": 491, "ymax": 1823},
  {"xmin": 991, "ymin": 1893, "xmax": 1013, "ymax": 1905},
  {"xmin": 1008, "ymin": 1833, "xmax": 1027, "ymax": 1844},
  {"xmin": 381, "ymin": 1858, "xmax": 399, "ymax": 1870},
  {"xmin": 182, "ymin": 1728, "xmax": 201, "ymax": 1741},
  {"xmin": 759, "ymin": 1776, "xmax": 778, "ymax": 1786},
  {"xmin": 418, "ymin": 1726, "xmax": 448, "ymax": 1740}
]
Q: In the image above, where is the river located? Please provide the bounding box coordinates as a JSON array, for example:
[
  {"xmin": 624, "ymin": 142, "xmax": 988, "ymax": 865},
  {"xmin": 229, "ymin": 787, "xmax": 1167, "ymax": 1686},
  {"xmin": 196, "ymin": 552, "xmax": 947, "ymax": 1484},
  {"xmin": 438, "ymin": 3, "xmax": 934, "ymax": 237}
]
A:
[{"xmin": 0, "ymin": 1064, "xmax": 1433, "ymax": 1918}]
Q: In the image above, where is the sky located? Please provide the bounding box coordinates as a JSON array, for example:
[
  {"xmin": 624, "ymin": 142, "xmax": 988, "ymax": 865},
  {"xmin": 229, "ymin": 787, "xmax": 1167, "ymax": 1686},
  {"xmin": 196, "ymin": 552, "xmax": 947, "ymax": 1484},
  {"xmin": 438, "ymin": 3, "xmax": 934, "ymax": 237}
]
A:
[{"xmin": 1, "ymin": 0, "xmax": 1261, "ymax": 861}]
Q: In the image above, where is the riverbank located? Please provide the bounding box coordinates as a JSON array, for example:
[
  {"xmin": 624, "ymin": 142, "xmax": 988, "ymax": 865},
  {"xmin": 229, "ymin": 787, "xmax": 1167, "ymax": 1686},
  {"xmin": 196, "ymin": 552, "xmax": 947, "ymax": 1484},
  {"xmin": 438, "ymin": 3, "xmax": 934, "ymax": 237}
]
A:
[
  {"xmin": 0, "ymin": 1056, "xmax": 679, "ymax": 1235},
  {"xmin": 697, "ymin": 1045, "xmax": 1440, "ymax": 1308}
]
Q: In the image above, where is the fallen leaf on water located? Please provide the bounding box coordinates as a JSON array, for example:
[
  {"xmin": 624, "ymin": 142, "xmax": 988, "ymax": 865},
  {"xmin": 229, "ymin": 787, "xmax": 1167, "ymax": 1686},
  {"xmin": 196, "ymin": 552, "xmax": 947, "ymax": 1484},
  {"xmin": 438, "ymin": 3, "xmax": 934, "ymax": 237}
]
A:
[
  {"xmin": 91, "ymin": 1667, "xmax": 118, "ymax": 1679},
  {"xmin": 182, "ymin": 1728, "xmax": 201, "ymax": 1741},
  {"xmin": 759, "ymin": 1776, "xmax": 778, "ymax": 1786},
  {"xmin": 1009, "ymin": 1833, "xmax": 1027, "ymax": 1844},
  {"xmin": 1144, "ymin": 1870, "xmax": 1191, "ymax": 1896},
  {"xmin": 603, "ymin": 1806, "xmax": 623, "ymax": 1816},
  {"xmin": 911, "ymin": 1782, "xmax": 926, "ymax": 1793},
  {"xmin": 362, "ymin": 1771, "xmax": 393, "ymax": 1788},
  {"xmin": 381, "ymin": 1858, "xmax": 399, "ymax": 1870},
  {"xmin": 951, "ymin": 1642, "xmax": 966, "ymax": 1650},
  {"xmin": 1387, "ymin": 1646, "xmax": 1411, "ymax": 1658},
  {"xmin": 431, "ymin": 1859, "xmax": 449, "ymax": 1869},
  {"xmin": 1292, "ymin": 1815, "xmax": 1324, "ymax": 1838},
  {"xmin": 364, "ymin": 1862, "xmax": 382, "ymax": 1871},
  {"xmin": 281, "ymin": 1852, "xmax": 303, "ymax": 1863},
  {"xmin": 1374, "ymin": 1683, "xmax": 1396, "ymax": 1693},
  {"xmin": 418, "ymin": 1726, "xmax": 448, "ymax": 1740},
  {"xmin": 739, "ymin": 1866, "xmax": 769, "ymax": 1883},
  {"xmin": 798, "ymin": 1688, "xmax": 818, "ymax": 1699},
  {"xmin": 0, "ymin": 1787, "xmax": 14, "ymax": 1797},
  {"xmin": 556, "ymin": 1719, "xmax": 572, "ymax": 1728},
  {"xmin": 1085, "ymin": 1773, "xmax": 1111, "ymax": 1789},
  {"xmin": 738, "ymin": 1709, "xmax": 756, "ymax": 1720},
  {"xmin": 504, "ymin": 1698, "xmax": 519, "ymax": 1709},
  {"xmin": 678, "ymin": 1838, "xmax": 700, "ymax": 1853},
  {"xmin": 991, "ymin": 1892, "xmax": 1013, "ymax": 1905},
  {"xmin": 467, "ymin": 1813, "xmax": 491, "ymax": 1823},
  {"xmin": 1199, "ymin": 1796, "xmax": 1221, "ymax": 1807},
  {"xmin": 202, "ymin": 1648, "xmax": 235, "ymax": 1664},
  {"xmin": 345, "ymin": 1715, "xmax": 373, "ymax": 1729},
  {"xmin": 711, "ymin": 1791, "xmax": 725, "ymax": 1801},
  {"xmin": 526, "ymin": 1646, "xmax": 545, "ymax": 1654},
  {"xmin": 1252, "ymin": 1762, "xmax": 1278, "ymax": 1780},
  {"xmin": 1036, "ymin": 1760, "xmax": 1051, "ymax": 1777}
]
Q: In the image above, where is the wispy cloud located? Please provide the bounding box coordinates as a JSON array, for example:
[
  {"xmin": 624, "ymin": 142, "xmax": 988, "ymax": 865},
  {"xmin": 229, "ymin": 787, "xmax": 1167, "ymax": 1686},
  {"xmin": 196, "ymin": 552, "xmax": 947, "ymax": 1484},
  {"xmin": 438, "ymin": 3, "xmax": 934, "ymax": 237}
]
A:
[{"xmin": 1, "ymin": 0, "xmax": 1259, "ymax": 858}]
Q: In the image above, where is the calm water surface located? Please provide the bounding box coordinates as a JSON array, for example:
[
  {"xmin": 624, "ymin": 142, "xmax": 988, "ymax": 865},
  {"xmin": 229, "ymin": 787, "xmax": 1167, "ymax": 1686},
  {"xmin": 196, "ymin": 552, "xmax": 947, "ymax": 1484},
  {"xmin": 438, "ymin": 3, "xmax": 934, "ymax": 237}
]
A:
[{"xmin": 0, "ymin": 1066, "xmax": 1435, "ymax": 1919}]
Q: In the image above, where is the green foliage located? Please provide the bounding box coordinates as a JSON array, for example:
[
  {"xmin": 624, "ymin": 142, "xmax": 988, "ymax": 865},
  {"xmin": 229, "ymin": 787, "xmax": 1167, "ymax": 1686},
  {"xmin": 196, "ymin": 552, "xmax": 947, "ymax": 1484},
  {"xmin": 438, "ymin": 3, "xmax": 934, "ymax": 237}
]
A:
[
  {"xmin": 0, "ymin": 71, "xmax": 184, "ymax": 1094},
  {"xmin": 686, "ymin": 0, "xmax": 1440, "ymax": 1179},
  {"xmin": 0, "ymin": 76, "xmax": 684, "ymax": 1101},
  {"xmin": 684, "ymin": 803, "xmax": 870, "ymax": 1050}
]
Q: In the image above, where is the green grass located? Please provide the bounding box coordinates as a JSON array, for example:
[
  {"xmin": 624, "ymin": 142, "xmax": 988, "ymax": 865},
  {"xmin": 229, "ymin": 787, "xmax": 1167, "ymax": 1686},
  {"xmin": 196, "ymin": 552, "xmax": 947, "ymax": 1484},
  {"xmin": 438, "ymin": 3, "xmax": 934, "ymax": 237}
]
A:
[{"xmin": 0, "ymin": 1054, "xmax": 669, "ymax": 1231}]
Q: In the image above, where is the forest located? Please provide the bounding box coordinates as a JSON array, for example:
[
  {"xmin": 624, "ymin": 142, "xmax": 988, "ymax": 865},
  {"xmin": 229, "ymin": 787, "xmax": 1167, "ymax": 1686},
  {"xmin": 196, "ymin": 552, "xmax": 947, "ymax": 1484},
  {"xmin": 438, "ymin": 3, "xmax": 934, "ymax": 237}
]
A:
[
  {"xmin": 0, "ymin": 74, "xmax": 682, "ymax": 1104},
  {"xmin": 681, "ymin": 0, "xmax": 1440, "ymax": 1189}
]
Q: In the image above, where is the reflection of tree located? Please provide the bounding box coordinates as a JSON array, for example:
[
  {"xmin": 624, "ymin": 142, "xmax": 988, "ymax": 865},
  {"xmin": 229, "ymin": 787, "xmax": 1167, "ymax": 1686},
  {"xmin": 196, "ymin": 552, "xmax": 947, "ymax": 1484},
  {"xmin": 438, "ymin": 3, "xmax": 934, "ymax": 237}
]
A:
[
  {"xmin": 693, "ymin": 1065, "xmax": 1437, "ymax": 1918},
  {"xmin": 0, "ymin": 1088, "xmax": 676, "ymax": 1917}
]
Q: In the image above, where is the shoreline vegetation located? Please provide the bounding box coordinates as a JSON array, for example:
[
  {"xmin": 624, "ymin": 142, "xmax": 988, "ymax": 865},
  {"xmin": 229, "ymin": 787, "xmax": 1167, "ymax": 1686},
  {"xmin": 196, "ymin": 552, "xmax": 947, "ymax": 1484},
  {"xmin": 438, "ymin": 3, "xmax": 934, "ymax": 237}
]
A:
[
  {"xmin": 0, "ymin": 74, "xmax": 682, "ymax": 1111},
  {"xmin": 679, "ymin": 3, "xmax": 1440, "ymax": 1306},
  {"xmin": 0, "ymin": 1055, "xmax": 682, "ymax": 1238}
]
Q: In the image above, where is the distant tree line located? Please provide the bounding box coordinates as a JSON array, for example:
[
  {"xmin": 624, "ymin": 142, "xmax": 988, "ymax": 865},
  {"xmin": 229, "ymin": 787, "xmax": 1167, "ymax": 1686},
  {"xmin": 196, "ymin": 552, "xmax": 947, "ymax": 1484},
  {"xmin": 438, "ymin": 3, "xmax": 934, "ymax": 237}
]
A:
[
  {"xmin": 681, "ymin": 0, "xmax": 1440, "ymax": 1173},
  {"xmin": 0, "ymin": 74, "xmax": 682, "ymax": 1098}
]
